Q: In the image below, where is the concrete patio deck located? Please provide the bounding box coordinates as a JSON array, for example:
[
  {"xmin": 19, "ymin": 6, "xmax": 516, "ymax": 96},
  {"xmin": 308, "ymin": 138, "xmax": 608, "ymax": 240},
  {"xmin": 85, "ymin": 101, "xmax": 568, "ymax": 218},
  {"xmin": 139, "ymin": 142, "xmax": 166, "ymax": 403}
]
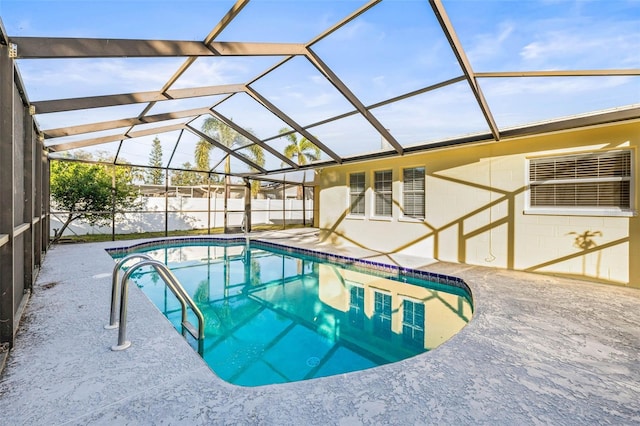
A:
[{"xmin": 1, "ymin": 228, "xmax": 639, "ymax": 425}]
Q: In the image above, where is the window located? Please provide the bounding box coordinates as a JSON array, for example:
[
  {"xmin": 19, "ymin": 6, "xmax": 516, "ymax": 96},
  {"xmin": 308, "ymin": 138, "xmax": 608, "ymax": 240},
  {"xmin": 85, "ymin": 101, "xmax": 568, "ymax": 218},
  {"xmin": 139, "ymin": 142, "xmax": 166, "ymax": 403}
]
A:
[
  {"xmin": 349, "ymin": 172, "xmax": 365, "ymax": 215},
  {"xmin": 527, "ymin": 150, "xmax": 633, "ymax": 215},
  {"xmin": 402, "ymin": 299, "xmax": 425, "ymax": 348},
  {"xmin": 403, "ymin": 167, "xmax": 425, "ymax": 219},
  {"xmin": 373, "ymin": 291, "xmax": 392, "ymax": 339},
  {"xmin": 348, "ymin": 285, "xmax": 364, "ymax": 329},
  {"xmin": 374, "ymin": 170, "xmax": 392, "ymax": 217}
]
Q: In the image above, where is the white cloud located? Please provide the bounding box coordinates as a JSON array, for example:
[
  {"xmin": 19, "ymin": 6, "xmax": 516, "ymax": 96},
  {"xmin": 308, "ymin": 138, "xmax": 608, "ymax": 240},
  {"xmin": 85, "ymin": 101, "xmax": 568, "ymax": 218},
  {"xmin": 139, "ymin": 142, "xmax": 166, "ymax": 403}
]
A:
[
  {"xmin": 18, "ymin": 58, "xmax": 183, "ymax": 100},
  {"xmin": 482, "ymin": 75, "xmax": 635, "ymax": 98},
  {"xmin": 466, "ymin": 21, "xmax": 515, "ymax": 64},
  {"xmin": 518, "ymin": 23, "xmax": 640, "ymax": 68},
  {"xmin": 171, "ymin": 58, "xmax": 254, "ymax": 88},
  {"xmin": 303, "ymin": 92, "xmax": 334, "ymax": 108},
  {"xmin": 328, "ymin": 19, "xmax": 372, "ymax": 42}
]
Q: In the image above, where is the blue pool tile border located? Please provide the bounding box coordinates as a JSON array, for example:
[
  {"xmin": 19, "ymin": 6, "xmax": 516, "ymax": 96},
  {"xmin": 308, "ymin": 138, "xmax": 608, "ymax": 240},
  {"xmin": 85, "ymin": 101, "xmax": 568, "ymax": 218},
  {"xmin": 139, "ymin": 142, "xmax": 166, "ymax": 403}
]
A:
[{"xmin": 106, "ymin": 236, "xmax": 472, "ymax": 304}]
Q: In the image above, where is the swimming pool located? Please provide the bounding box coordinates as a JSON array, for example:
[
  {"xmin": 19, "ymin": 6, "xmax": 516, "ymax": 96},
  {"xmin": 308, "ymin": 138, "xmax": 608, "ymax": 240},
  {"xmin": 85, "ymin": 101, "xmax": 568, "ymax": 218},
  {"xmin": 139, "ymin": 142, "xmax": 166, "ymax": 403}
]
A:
[{"xmin": 110, "ymin": 238, "xmax": 473, "ymax": 387}]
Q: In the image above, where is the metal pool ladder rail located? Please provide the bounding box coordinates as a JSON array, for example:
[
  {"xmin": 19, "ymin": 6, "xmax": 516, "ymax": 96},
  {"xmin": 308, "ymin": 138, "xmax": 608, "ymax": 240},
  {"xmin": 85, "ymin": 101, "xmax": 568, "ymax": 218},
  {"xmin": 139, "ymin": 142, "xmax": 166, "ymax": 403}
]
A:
[
  {"xmin": 106, "ymin": 253, "xmax": 153, "ymax": 330},
  {"xmin": 108, "ymin": 257, "xmax": 206, "ymax": 355}
]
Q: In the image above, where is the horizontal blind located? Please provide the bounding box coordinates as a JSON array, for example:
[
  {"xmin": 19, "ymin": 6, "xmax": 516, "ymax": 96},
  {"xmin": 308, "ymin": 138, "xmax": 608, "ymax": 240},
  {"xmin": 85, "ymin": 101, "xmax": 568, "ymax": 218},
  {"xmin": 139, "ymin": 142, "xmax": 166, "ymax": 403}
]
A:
[
  {"xmin": 403, "ymin": 167, "xmax": 425, "ymax": 218},
  {"xmin": 529, "ymin": 151, "xmax": 631, "ymax": 208},
  {"xmin": 374, "ymin": 170, "xmax": 392, "ymax": 216},
  {"xmin": 349, "ymin": 172, "xmax": 365, "ymax": 215}
]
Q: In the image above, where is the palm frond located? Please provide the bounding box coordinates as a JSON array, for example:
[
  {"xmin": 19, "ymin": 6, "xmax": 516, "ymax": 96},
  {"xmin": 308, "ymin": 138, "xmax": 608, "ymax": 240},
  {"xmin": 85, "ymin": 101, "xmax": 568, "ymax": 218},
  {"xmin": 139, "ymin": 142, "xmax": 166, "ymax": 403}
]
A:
[{"xmin": 279, "ymin": 127, "xmax": 298, "ymax": 144}]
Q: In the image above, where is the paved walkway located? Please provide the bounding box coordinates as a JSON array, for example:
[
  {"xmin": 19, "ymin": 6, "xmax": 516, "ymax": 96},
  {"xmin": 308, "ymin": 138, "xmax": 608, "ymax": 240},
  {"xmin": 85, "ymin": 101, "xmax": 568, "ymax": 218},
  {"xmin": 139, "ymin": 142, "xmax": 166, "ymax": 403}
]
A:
[{"xmin": 1, "ymin": 229, "xmax": 639, "ymax": 425}]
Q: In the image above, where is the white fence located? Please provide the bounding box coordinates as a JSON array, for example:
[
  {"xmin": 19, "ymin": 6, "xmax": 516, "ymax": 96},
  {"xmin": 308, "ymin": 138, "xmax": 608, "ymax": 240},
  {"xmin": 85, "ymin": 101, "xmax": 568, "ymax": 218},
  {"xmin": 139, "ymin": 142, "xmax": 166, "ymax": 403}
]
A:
[{"xmin": 51, "ymin": 196, "xmax": 313, "ymax": 237}]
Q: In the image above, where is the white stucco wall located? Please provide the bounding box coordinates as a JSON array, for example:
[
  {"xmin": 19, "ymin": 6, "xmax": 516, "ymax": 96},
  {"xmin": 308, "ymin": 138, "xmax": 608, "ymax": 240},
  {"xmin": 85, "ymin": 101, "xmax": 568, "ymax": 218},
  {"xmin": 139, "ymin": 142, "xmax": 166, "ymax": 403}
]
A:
[{"xmin": 317, "ymin": 121, "xmax": 640, "ymax": 287}]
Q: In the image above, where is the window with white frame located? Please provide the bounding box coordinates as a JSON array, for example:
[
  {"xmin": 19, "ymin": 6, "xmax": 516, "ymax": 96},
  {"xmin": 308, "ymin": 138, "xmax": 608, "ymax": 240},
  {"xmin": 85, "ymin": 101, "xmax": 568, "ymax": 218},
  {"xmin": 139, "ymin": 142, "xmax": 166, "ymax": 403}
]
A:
[
  {"xmin": 402, "ymin": 298, "xmax": 425, "ymax": 348},
  {"xmin": 349, "ymin": 172, "xmax": 365, "ymax": 216},
  {"xmin": 403, "ymin": 167, "xmax": 425, "ymax": 219},
  {"xmin": 374, "ymin": 170, "xmax": 392, "ymax": 217},
  {"xmin": 527, "ymin": 150, "xmax": 633, "ymax": 215},
  {"xmin": 348, "ymin": 284, "xmax": 365, "ymax": 329},
  {"xmin": 373, "ymin": 291, "xmax": 392, "ymax": 339}
]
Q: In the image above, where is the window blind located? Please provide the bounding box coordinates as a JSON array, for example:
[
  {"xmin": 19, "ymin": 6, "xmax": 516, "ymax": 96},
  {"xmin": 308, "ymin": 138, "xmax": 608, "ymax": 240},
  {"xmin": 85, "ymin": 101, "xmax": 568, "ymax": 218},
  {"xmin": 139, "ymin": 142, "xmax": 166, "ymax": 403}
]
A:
[
  {"xmin": 349, "ymin": 172, "xmax": 365, "ymax": 215},
  {"xmin": 374, "ymin": 170, "xmax": 392, "ymax": 216},
  {"xmin": 529, "ymin": 150, "xmax": 631, "ymax": 209},
  {"xmin": 403, "ymin": 167, "xmax": 425, "ymax": 218}
]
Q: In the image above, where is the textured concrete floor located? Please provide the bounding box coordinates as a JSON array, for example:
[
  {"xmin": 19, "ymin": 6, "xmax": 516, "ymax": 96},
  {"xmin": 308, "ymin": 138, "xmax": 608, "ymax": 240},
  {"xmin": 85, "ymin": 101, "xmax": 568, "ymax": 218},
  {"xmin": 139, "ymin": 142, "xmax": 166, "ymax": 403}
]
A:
[{"xmin": 1, "ymin": 229, "xmax": 639, "ymax": 425}]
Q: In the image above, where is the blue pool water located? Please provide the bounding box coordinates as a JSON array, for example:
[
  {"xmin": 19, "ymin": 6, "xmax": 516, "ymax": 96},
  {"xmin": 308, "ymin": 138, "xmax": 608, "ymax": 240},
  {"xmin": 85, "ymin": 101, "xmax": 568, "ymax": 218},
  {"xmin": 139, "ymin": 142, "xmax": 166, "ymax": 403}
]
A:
[{"xmin": 111, "ymin": 240, "xmax": 473, "ymax": 387}]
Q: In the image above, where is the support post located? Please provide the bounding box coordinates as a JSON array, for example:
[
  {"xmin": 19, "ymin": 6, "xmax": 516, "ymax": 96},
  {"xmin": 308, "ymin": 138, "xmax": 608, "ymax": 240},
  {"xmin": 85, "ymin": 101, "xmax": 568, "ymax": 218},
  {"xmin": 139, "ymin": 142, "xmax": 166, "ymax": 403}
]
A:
[
  {"xmin": 42, "ymin": 151, "xmax": 50, "ymax": 250},
  {"xmin": 33, "ymin": 131, "xmax": 43, "ymax": 268},
  {"xmin": 0, "ymin": 42, "xmax": 15, "ymax": 347},
  {"xmin": 164, "ymin": 168, "xmax": 169, "ymax": 236},
  {"xmin": 244, "ymin": 178, "xmax": 251, "ymax": 233},
  {"xmin": 111, "ymin": 165, "xmax": 116, "ymax": 241},
  {"xmin": 22, "ymin": 105, "xmax": 34, "ymax": 291},
  {"xmin": 207, "ymin": 174, "xmax": 211, "ymax": 235},
  {"xmin": 223, "ymin": 175, "xmax": 229, "ymax": 233},
  {"xmin": 282, "ymin": 179, "xmax": 286, "ymax": 230}
]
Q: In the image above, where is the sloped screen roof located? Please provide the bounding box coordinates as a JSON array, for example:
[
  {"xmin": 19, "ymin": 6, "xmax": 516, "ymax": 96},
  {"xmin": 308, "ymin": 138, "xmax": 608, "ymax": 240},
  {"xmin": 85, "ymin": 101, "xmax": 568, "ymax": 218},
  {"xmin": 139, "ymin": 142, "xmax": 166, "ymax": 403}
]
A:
[{"xmin": 1, "ymin": 0, "xmax": 638, "ymax": 183}]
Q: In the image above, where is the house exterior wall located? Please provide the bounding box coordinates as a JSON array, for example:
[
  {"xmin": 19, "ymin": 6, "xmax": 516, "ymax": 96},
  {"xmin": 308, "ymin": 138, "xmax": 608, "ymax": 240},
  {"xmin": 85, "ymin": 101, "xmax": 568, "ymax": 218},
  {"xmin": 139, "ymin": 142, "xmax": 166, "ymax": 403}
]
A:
[{"xmin": 317, "ymin": 120, "xmax": 640, "ymax": 288}]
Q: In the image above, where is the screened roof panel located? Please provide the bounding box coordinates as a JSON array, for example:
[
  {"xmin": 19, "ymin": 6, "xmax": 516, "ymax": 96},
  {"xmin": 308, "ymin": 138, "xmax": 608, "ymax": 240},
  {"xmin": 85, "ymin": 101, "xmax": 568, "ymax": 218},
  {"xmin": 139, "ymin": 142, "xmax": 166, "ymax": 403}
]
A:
[
  {"xmin": 371, "ymin": 81, "xmax": 491, "ymax": 147},
  {"xmin": 444, "ymin": 0, "xmax": 640, "ymax": 72},
  {"xmin": 249, "ymin": 56, "xmax": 355, "ymax": 127},
  {"xmin": 130, "ymin": 118, "xmax": 191, "ymax": 134},
  {"xmin": 208, "ymin": 150, "xmax": 232, "ymax": 174},
  {"xmin": 480, "ymin": 76, "xmax": 640, "ymax": 130},
  {"xmin": 310, "ymin": 0, "xmax": 464, "ymax": 106},
  {"xmin": 2, "ymin": 0, "xmax": 235, "ymax": 40},
  {"xmin": 185, "ymin": 114, "xmax": 258, "ymax": 153},
  {"xmin": 235, "ymin": 144, "xmax": 284, "ymax": 172},
  {"xmin": 116, "ymin": 132, "xmax": 181, "ymax": 168},
  {"xmin": 144, "ymin": 96, "xmax": 224, "ymax": 116},
  {"xmin": 212, "ymin": 154, "xmax": 253, "ymax": 176},
  {"xmin": 261, "ymin": 133, "xmax": 304, "ymax": 162},
  {"xmin": 307, "ymin": 114, "xmax": 387, "ymax": 159},
  {"xmin": 212, "ymin": 92, "xmax": 290, "ymax": 140},
  {"xmin": 37, "ymin": 104, "xmax": 149, "ymax": 131},
  {"xmin": 215, "ymin": 0, "xmax": 369, "ymax": 43},
  {"xmin": 17, "ymin": 58, "xmax": 187, "ymax": 101},
  {"xmin": 171, "ymin": 56, "xmax": 285, "ymax": 89},
  {"xmin": 167, "ymin": 132, "xmax": 203, "ymax": 170},
  {"xmin": 1, "ymin": 0, "xmax": 638, "ymax": 180},
  {"xmin": 43, "ymin": 126, "xmax": 132, "ymax": 148},
  {"xmin": 47, "ymin": 142, "xmax": 123, "ymax": 163}
]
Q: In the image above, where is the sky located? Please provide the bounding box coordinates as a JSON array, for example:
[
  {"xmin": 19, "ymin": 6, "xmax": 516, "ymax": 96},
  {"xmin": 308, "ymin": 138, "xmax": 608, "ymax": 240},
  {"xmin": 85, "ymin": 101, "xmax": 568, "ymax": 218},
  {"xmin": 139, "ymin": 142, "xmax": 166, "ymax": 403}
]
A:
[{"xmin": 0, "ymin": 0, "xmax": 638, "ymax": 178}]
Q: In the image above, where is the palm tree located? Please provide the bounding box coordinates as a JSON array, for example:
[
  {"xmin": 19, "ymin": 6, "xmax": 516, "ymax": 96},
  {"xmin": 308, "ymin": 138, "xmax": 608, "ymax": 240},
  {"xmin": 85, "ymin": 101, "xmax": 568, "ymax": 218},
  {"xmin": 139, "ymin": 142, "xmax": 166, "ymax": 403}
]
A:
[
  {"xmin": 279, "ymin": 127, "xmax": 321, "ymax": 199},
  {"xmin": 197, "ymin": 117, "xmax": 265, "ymax": 231},
  {"xmin": 198, "ymin": 117, "xmax": 265, "ymax": 177},
  {"xmin": 279, "ymin": 127, "xmax": 321, "ymax": 166}
]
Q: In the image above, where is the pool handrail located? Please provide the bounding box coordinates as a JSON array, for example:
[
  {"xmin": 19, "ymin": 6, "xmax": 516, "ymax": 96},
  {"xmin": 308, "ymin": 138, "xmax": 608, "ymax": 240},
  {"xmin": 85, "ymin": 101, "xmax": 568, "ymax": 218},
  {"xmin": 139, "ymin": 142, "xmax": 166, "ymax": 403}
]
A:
[
  {"xmin": 106, "ymin": 253, "xmax": 153, "ymax": 329},
  {"xmin": 111, "ymin": 259, "xmax": 206, "ymax": 355}
]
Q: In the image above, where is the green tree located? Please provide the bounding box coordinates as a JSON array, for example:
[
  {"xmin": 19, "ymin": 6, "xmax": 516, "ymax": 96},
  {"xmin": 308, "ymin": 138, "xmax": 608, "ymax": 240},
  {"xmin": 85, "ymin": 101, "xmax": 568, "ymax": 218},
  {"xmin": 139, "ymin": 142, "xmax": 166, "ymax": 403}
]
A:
[
  {"xmin": 171, "ymin": 162, "xmax": 202, "ymax": 186},
  {"xmin": 50, "ymin": 156, "xmax": 140, "ymax": 243},
  {"xmin": 279, "ymin": 127, "xmax": 321, "ymax": 199},
  {"xmin": 146, "ymin": 136, "xmax": 164, "ymax": 185}
]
